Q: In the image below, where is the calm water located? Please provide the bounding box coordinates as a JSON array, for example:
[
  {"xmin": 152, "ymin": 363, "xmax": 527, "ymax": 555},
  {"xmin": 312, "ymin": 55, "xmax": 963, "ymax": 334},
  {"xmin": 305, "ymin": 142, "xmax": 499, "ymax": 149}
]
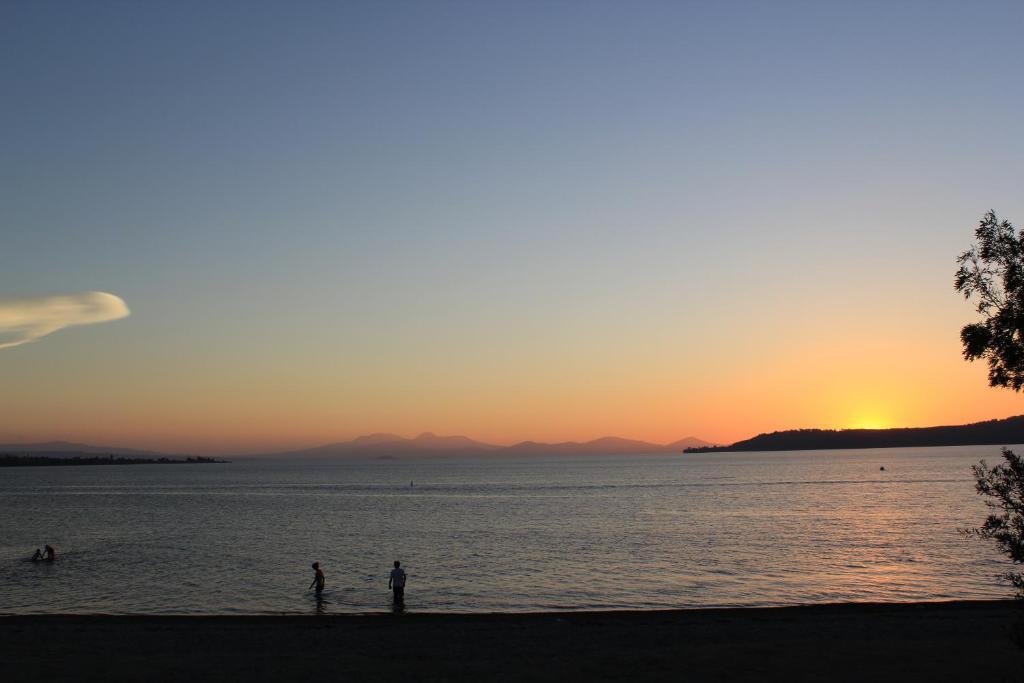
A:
[{"xmin": 0, "ymin": 446, "xmax": 1016, "ymax": 614}]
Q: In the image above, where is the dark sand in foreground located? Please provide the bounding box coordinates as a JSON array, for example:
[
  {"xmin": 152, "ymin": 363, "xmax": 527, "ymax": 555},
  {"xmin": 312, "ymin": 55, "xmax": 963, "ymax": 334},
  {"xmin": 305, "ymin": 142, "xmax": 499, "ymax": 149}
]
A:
[{"xmin": 2, "ymin": 601, "xmax": 1022, "ymax": 682}]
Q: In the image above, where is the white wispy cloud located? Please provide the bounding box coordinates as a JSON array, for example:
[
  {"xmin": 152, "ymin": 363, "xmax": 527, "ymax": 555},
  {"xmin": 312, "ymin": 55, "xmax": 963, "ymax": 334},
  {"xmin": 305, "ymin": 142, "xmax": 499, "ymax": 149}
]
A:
[{"xmin": 0, "ymin": 291, "xmax": 130, "ymax": 350}]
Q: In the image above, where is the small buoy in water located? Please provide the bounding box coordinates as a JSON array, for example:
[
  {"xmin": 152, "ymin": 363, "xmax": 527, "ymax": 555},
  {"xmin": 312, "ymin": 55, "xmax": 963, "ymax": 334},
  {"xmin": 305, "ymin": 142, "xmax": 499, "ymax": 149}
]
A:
[{"xmin": 880, "ymin": 466, "xmax": 885, "ymax": 471}]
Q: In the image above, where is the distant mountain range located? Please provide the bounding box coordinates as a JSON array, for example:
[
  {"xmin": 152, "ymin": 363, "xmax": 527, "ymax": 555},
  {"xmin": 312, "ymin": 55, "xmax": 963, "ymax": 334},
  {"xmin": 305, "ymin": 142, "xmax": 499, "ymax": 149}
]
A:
[
  {"xmin": 0, "ymin": 434, "xmax": 713, "ymax": 460},
  {"xmin": 275, "ymin": 432, "xmax": 501, "ymax": 457},
  {"xmin": 263, "ymin": 433, "xmax": 713, "ymax": 458},
  {"xmin": 499, "ymin": 436, "xmax": 709, "ymax": 456},
  {"xmin": 8, "ymin": 416, "xmax": 1024, "ymax": 459},
  {"xmin": 0, "ymin": 441, "xmax": 164, "ymax": 457},
  {"xmin": 684, "ymin": 415, "xmax": 1024, "ymax": 453}
]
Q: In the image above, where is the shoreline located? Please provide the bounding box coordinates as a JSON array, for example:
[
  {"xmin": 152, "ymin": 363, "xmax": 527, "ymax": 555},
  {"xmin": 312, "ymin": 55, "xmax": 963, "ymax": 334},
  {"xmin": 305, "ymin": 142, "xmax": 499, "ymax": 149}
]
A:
[
  {"xmin": 4, "ymin": 600, "xmax": 1021, "ymax": 681},
  {"xmin": 0, "ymin": 454, "xmax": 227, "ymax": 467},
  {"xmin": 0, "ymin": 596, "xmax": 1016, "ymax": 618}
]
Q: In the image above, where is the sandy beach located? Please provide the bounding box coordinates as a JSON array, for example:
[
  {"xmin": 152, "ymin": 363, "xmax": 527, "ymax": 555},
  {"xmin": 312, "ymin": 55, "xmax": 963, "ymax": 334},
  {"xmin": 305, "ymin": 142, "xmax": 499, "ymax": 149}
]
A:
[{"xmin": 2, "ymin": 600, "xmax": 1022, "ymax": 682}]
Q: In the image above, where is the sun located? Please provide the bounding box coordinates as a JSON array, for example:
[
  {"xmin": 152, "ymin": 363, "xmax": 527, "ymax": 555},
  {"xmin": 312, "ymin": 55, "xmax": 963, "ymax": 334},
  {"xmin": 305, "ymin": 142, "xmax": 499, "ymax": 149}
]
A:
[{"xmin": 848, "ymin": 416, "xmax": 890, "ymax": 430}]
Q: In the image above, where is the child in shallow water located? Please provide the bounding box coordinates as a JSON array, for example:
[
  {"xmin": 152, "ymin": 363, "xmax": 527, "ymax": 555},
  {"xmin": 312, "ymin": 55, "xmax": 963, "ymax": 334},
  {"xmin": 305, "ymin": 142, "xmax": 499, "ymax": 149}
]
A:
[
  {"xmin": 389, "ymin": 561, "xmax": 406, "ymax": 603},
  {"xmin": 309, "ymin": 562, "xmax": 325, "ymax": 594}
]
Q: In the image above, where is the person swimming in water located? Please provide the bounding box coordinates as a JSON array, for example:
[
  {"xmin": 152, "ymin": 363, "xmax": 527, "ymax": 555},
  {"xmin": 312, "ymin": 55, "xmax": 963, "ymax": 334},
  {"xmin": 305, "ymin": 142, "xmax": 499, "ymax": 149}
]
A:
[
  {"xmin": 31, "ymin": 548, "xmax": 42, "ymax": 562},
  {"xmin": 309, "ymin": 562, "xmax": 325, "ymax": 594}
]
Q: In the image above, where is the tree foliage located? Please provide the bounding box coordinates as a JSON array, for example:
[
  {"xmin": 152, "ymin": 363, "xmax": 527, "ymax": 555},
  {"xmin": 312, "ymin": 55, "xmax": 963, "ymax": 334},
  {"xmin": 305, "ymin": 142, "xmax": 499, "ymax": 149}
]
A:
[
  {"xmin": 957, "ymin": 211, "xmax": 1024, "ymax": 601},
  {"xmin": 955, "ymin": 210, "xmax": 1024, "ymax": 390},
  {"xmin": 968, "ymin": 449, "xmax": 1024, "ymax": 597}
]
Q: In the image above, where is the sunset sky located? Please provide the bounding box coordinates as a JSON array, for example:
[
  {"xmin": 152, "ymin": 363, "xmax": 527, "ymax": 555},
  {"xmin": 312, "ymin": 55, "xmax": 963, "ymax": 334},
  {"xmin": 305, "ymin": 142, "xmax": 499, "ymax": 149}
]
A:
[{"xmin": 3, "ymin": 1, "xmax": 1024, "ymax": 454}]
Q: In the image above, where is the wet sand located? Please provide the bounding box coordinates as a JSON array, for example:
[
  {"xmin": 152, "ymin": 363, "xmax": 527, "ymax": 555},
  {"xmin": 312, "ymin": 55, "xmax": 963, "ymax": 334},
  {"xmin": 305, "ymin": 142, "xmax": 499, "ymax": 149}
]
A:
[{"xmin": 2, "ymin": 600, "xmax": 1022, "ymax": 682}]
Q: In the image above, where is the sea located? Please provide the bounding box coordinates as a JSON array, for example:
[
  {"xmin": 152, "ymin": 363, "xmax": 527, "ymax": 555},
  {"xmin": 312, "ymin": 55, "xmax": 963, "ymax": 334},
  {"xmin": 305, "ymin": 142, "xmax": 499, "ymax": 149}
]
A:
[{"xmin": 0, "ymin": 445, "xmax": 1016, "ymax": 615}]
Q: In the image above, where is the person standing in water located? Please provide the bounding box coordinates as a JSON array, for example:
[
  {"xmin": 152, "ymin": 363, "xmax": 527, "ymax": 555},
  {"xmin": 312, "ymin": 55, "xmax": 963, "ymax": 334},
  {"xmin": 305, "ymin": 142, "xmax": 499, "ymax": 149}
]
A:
[
  {"xmin": 309, "ymin": 562, "xmax": 325, "ymax": 594},
  {"xmin": 388, "ymin": 560, "xmax": 406, "ymax": 603},
  {"xmin": 43, "ymin": 545, "xmax": 55, "ymax": 562}
]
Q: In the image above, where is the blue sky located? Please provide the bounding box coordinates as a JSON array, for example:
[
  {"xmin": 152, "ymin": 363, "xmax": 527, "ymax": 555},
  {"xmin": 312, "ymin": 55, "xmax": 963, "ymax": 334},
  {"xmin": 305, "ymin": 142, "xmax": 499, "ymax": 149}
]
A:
[{"xmin": 3, "ymin": 1, "xmax": 1024, "ymax": 452}]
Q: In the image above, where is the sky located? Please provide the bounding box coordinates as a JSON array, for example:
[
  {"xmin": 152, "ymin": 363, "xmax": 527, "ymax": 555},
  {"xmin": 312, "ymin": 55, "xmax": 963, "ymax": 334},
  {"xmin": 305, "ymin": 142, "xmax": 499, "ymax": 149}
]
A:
[{"xmin": 2, "ymin": 1, "xmax": 1024, "ymax": 454}]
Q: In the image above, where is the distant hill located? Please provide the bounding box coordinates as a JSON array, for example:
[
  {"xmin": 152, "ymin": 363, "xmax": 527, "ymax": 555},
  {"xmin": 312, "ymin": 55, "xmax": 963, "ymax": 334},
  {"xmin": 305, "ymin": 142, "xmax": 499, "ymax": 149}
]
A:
[
  {"xmin": 664, "ymin": 436, "xmax": 713, "ymax": 450},
  {"xmin": 0, "ymin": 441, "xmax": 166, "ymax": 457},
  {"xmin": 265, "ymin": 433, "xmax": 713, "ymax": 458},
  {"xmin": 349, "ymin": 433, "xmax": 406, "ymax": 446},
  {"xmin": 504, "ymin": 436, "xmax": 680, "ymax": 456},
  {"xmin": 410, "ymin": 432, "xmax": 500, "ymax": 451},
  {"xmin": 0, "ymin": 454, "xmax": 225, "ymax": 467},
  {"xmin": 0, "ymin": 433, "xmax": 717, "ymax": 460},
  {"xmin": 684, "ymin": 416, "xmax": 1024, "ymax": 453},
  {"xmin": 269, "ymin": 432, "xmax": 500, "ymax": 458}
]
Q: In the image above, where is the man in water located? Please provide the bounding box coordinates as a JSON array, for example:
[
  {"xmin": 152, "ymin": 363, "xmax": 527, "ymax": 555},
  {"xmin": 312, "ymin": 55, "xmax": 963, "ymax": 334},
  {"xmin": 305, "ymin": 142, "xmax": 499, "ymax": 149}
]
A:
[
  {"xmin": 43, "ymin": 545, "xmax": 55, "ymax": 562},
  {"xmin": 31, "ymin": 548, "xmax": 42, "ymax": 562},
  {"xmin": 309, "ymin": 562, "xmax": 325, "ymax": 594},
  {"xmin": 388, "ymin": 560, "xmax": 406, "ymax": 603}
]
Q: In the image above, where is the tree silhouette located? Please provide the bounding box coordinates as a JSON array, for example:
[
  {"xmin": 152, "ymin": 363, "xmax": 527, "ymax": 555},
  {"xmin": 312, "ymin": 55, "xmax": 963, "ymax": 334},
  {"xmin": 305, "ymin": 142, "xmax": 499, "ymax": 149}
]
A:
[
  {"xmin": 955, "ymin": 210, "xmax": 1024, "ymax": 390},
  {"xmin": 956, "ymin": 210, "xmax": 1024, "ymax": 599},
  {"xmin": 968, "ymin": 450, "xmax": 1024, "ymax": 597}
]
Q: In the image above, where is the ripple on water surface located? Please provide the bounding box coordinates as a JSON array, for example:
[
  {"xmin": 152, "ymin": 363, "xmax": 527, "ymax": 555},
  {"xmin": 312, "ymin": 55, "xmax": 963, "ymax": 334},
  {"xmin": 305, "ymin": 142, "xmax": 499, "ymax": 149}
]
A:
[{"xmin": 0, "ymin": 446, "xmax": 1016, "ymax": 614}]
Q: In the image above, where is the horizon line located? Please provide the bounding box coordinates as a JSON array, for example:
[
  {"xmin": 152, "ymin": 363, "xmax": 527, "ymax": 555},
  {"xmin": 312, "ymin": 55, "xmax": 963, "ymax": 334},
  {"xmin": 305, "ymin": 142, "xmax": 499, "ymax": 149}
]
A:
[{"xmin": 4, "ymin": 413, "xmax": 1023, "ymax": 456}]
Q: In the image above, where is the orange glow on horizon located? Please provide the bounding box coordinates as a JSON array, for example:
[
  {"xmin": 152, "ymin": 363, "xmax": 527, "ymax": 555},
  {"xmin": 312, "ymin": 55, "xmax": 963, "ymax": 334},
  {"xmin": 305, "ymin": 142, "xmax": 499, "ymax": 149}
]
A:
[
  {"xmin": 2, "ymin": 284, "xmax": 1022, "ymax": 455},
  {"xmin": 845, "ymin": 417, "xmax": 893, "ymax": 431}
]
